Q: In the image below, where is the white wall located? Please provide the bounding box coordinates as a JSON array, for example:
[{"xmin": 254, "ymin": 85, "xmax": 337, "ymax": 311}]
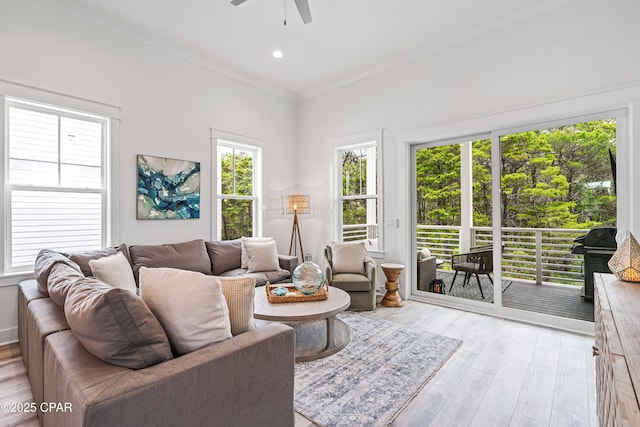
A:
[
  {"xmin": 296, "ymin": 0, "xmax": 640, "ymax": 296},
  {"xmin": 0, "ymin": 0, "xmax": 297, "ymax": 344}
]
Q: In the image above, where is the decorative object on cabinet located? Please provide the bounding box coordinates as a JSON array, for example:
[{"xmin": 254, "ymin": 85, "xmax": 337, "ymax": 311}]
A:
[{"xmin": 608, "ymin": 232, "xmax": 640, "ymax": 282}]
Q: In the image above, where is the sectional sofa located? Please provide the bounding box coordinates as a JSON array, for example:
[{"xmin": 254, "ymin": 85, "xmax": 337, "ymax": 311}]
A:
[{"xmin": 18, "ymin": 238, "xmax": 298, "ymax": 427}]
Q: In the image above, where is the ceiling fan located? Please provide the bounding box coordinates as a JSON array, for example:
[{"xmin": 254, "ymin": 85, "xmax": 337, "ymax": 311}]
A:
[{"xmin": 231, "ymin": 0, "xmax": 312, "ymax": 24}]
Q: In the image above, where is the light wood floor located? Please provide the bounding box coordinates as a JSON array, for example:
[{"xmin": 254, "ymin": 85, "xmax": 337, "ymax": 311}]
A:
[
  {"xmin": 0, "ymin": 344, "xmax": 38, "ymax": 427},
  {"xmin": 0, "ymin": 300, "xmax": 597, "ymax": 427},
  {"xmin": 296, "ymin": 300, "xmax": 597, "ymax": 427}
]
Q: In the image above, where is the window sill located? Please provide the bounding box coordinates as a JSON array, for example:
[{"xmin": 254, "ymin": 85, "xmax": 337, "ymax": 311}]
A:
[{"xmin": 0, "ymin": 271, "xmax": 34, "ymax": 287}]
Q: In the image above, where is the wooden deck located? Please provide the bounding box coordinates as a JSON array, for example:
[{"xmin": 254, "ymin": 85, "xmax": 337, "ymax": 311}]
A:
[{"xmin": 502, "ymin": 280, "xmax": 594, "ymax": 322}]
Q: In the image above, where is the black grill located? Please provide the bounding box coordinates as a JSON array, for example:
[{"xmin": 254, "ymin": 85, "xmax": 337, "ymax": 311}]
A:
[{"xmin": 571, "ymin": 226, "xmax": 617, "ymax": 300}]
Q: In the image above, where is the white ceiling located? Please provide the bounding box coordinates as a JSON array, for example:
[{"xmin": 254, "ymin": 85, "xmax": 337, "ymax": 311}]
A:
[{"xmin": 49, "ymin": 0, "xmax": 576, "ymax": 100}]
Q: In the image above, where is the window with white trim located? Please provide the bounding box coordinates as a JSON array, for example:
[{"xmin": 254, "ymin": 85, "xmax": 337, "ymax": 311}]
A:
[
  {"xmin": 336, "ymin": 140, "xmax": 381, "ymax": 252},
  {"xmin": 216, "ymin": 140, "xmax": 261, "ymax": 240},
  {"xmin": 5, "ymin": 98, "xmax": 108, "ymax": 272}
]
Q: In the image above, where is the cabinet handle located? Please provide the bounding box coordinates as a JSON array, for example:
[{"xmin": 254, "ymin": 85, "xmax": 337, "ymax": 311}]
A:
[{"xmin": 593, "ymin": 345, "xmax": 600, "ymax": 357}]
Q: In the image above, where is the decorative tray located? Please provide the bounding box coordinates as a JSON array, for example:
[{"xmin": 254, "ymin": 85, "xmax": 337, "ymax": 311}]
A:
[{"xmin": 265, "ymin": 280, "xmax": 329, "ymax": 303}]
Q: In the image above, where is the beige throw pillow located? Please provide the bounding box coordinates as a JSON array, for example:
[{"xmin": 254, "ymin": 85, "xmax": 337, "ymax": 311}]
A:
[
  {"xmin": 139, "ymin": 267, "xmax": 232, "ymax": 355},
  {"xmin": 241, "ymin": 237, "xmax": 274, "ymax": 268},
  {"xmin": 219, "ymin": 277, "xmax": 257, "ymax": 336},
  {"xmin": 330, "ymin": 242, "xmax": 367, "ymax": 275},
  {"xmin": 89, "ymin": 252, "xmax": 137, "ymax": 293},
  {"xmin": 245, "ymin": 240, "xmax": 280, "ymax": 273}
]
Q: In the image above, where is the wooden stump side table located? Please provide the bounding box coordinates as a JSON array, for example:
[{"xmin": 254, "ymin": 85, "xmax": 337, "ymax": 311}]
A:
[{"xmin": 380, "ymin": 263, "xmax": 404, "ymax": 307}]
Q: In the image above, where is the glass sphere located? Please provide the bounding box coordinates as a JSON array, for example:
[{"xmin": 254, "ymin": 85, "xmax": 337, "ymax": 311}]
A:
[{"xmin": 293, "ymin": 254, "xmax": 325, "ymax": 295}]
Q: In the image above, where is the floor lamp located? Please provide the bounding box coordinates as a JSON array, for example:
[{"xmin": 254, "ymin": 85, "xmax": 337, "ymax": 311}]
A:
[{"xmin": 285, "ymin": 195, "xmax": 310, "ymax": 258}]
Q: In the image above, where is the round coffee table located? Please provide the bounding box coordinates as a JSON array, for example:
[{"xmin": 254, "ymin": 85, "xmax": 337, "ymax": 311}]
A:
[{"xmin": 254, "ymin": 286, "xmax": 351, "ymax": 362}]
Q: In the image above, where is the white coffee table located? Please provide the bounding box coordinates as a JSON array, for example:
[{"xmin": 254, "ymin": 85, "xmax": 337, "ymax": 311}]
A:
[{"xmin": 254, "ymin": 286, "xmax": 351, "ymax": 362}]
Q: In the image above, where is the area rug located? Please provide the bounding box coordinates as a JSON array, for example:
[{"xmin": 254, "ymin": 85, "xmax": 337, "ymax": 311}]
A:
[
  {"xmin": 294, "ymin": 312, "xmax": 462, "ymax": 427},
  {"xmin": 436, "ymin": 270, "xmax": 511, "ymax": 303}
]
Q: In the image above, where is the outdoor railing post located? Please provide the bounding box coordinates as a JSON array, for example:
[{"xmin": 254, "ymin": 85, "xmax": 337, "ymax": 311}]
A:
[{"xmin": 536, "ymin": 231, "xmax": 542, "ymax": 285}]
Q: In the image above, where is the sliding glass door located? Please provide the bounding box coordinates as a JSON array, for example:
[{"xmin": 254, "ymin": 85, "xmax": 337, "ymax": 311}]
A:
[{"xmin": 412, "ymin": 136, "xmax": 494, "ymax": 306}]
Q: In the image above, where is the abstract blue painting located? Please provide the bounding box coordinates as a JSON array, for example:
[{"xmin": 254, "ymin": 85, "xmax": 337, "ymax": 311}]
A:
[{"xmin": 137, "ymin": 154, "xmax": 200, "ymax": 220}]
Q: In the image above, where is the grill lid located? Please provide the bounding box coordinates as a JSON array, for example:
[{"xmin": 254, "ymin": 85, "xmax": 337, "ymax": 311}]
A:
[{"xmin": 583, "ymin": 226, "xmax": 617, "ymax": 249}]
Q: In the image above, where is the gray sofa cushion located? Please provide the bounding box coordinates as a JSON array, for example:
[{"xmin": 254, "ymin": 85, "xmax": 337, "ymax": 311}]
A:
[
  {"xmin": 34, "ymin": 249, "xmax": 83, "ymax": 296},
  {"xmin": 64, "ymin": 277, "xmax": 173, "ymax": 369},
  {"xmin": 129, "ymin": 239, "xmax": 212, "ymax": 282},
  {"xmin": 47, "ymin": 262, "xmax": 86, "ymax": 309},
  {"xmin": 205, "ymin": 239, "xmax": 242, "ymax": 275},
  {"xmin": 68, "ymin": 243, "xmax": 131, "ymax": 277}
]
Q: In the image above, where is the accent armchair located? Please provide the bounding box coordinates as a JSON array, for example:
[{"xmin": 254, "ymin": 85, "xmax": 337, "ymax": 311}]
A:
[{"xmin": 324, "ymin": 242, "xmax": 377, "ymax": 311}]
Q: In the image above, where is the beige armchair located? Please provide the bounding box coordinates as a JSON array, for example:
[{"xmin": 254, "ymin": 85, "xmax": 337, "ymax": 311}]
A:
[{"xmin": 324, "ymin": 242, "xmax": 377, "ymax": 311}]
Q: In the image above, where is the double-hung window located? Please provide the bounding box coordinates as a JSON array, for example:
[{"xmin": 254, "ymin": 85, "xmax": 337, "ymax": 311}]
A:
[
  {"xmin": 216, "ymin": 140, "xmax": 261, "ymax": 240},
  {"xmin": 5, "ymin": 98, "xmax": 108, "ymax": 272},
  {"xmin": 335, "ymin": 134, "xmax": 382, "ymax": 253}
]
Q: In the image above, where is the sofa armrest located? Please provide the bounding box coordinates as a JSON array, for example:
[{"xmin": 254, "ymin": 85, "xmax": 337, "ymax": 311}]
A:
[
  {"xmin": 278, "ymin": 254, "xmax": 299, "ymax": 275},
  {"xmin": 44, "ymin": 323, "xmax": 295, "ymax": 427}
]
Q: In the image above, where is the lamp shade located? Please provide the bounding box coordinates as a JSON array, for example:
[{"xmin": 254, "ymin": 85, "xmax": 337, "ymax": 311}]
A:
[
  {"xmin": 285, "ymin": 195, "xmax": 310, "ymax": 215},
  {"xmin": 608, "ymin": 232, "xmax": 640, "ymax": 282}
]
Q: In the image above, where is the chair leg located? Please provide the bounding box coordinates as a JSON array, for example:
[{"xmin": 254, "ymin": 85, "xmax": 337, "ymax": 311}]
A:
[
  {"xmin": 474, "ymin": 273, "xmax": 485, "ymax": 299},
  {"xmin": 486, "ymin": 273, "xmax": 494, "ymax": 285},
  {"xmin": 463, "ymin": 272, "xmax": 470, "ymax": 287},
  {"xmin": 449, "ymin": 270, "xmax": 459, "ymax": 293}
]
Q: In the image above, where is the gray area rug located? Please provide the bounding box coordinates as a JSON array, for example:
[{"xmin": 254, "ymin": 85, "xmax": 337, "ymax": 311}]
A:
[
  {"xmin": 436, "ymin": 270, "xmax": 511, "ymax": 303},
  {"xmin": 294, "ymin": 312, "xmax": 462, "ymax": 427}
]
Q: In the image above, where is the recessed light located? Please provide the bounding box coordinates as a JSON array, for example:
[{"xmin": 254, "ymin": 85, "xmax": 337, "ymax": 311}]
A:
[{"xmin": 272, "ymin": 50, "xmax": 284, "ymax": 59}]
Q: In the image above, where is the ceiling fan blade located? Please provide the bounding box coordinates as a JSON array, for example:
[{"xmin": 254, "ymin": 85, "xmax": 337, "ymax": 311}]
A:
[
  {"xmin": 294, "ymin": 0, "xmax": 312, "ymax": 24},
  {"xmin": 231, "ymin": 0, "xmax": 247, "ymax": 5}
]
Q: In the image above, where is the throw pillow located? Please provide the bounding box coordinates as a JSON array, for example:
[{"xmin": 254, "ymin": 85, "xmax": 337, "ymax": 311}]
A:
[
  {"xmin": 330, "ymin": 242, "xmax": 367, "ymax": 275},
  {"xmin": 206, "ymin": 239, "xmax": 242, "ymax": 275},
  {"xmin": 240, "ymin": 237, "xmax": 274, "ymax": 269},
  {"xmin": 89, "ymin": 252, "xmax": 137, "ymax": 294},
  {"xmin": 139, "ymin": 267, "xmax": 232, "ymax": 355},
  {"xmin": 245, "ymin": 240, "xmax": 280, "ymax": 273},
  {"xmin": 64, "ymin": 277, "xmax": 173, "ymax": 369},
  {"xmin": 129, "ymin": 239, "xmax": 212, "ymax": 283},
  {"xmin": 68, "ymin": 243, "xmax": 131, "ymax": 277},
  {"xmin": 219, "ymin": 277, "xmax": 257, "ymax": 336}
]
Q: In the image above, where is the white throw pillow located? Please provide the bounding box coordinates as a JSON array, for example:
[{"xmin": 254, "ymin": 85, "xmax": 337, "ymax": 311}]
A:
[
  {"xmin": 88, "ymin": 252, "xmax": 137, "ymax": 294},
  {"xmin": 245, "ymin": 241, "xmax": 280, "ymax": 273},
  {"xmin": 241, "ymin": 236, "xmax": 274, "ymax": 268},
  {"xmin": 139, "ymin": 267, "xmax": 232, "ymax": 355},
  {"xmin": 330, "ymin": 242, "xmax": 367, "ymax": 275},
  {"xmin": 421, "ymin": 247, "xmax": 432, "ymax": 258}
]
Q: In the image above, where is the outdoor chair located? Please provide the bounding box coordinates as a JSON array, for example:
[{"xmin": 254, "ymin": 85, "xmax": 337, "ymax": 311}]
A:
[{"xmin": 449, "ymin": 245, "xmax": 494, "ymax": 299}]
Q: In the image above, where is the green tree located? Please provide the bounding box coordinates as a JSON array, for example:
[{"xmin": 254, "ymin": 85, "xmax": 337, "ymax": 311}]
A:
[{"xmin": 220, "ymin": 151, "xmax": 253, "ymax": 240}]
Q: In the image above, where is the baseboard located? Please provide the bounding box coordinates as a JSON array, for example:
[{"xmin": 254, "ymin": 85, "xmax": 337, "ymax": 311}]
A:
[{"xmin": 0, "ymin": 327, "xmax": 18, "ymax": 346}]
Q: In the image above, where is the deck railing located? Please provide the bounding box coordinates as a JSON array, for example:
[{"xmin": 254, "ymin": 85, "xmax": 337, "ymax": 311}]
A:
[
  {"xmin": 417, "ymin": 225, "xmax": 586, "ymax": 285},
  {"xmin": 342, "ymin": 223, "xmax": 586, "ymax": 285},
  {"xmin": 343, "ymin": 224, "xmax": 378, "ymax": 242}
]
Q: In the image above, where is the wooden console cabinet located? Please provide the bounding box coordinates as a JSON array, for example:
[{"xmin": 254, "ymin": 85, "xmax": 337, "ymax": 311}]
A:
[{"xmin": 594, "ymin": 273, "xmax": 640, "ymax": 426}]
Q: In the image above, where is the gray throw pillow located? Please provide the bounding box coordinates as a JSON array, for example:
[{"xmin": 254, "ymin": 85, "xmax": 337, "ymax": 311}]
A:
[
  {"xmin": 206, "ymin": 239, "xmax": 242, "ymax": 275},
  {"xmin": 64, "ymin": 277, "xmax": 173, "ymax": 369}
]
